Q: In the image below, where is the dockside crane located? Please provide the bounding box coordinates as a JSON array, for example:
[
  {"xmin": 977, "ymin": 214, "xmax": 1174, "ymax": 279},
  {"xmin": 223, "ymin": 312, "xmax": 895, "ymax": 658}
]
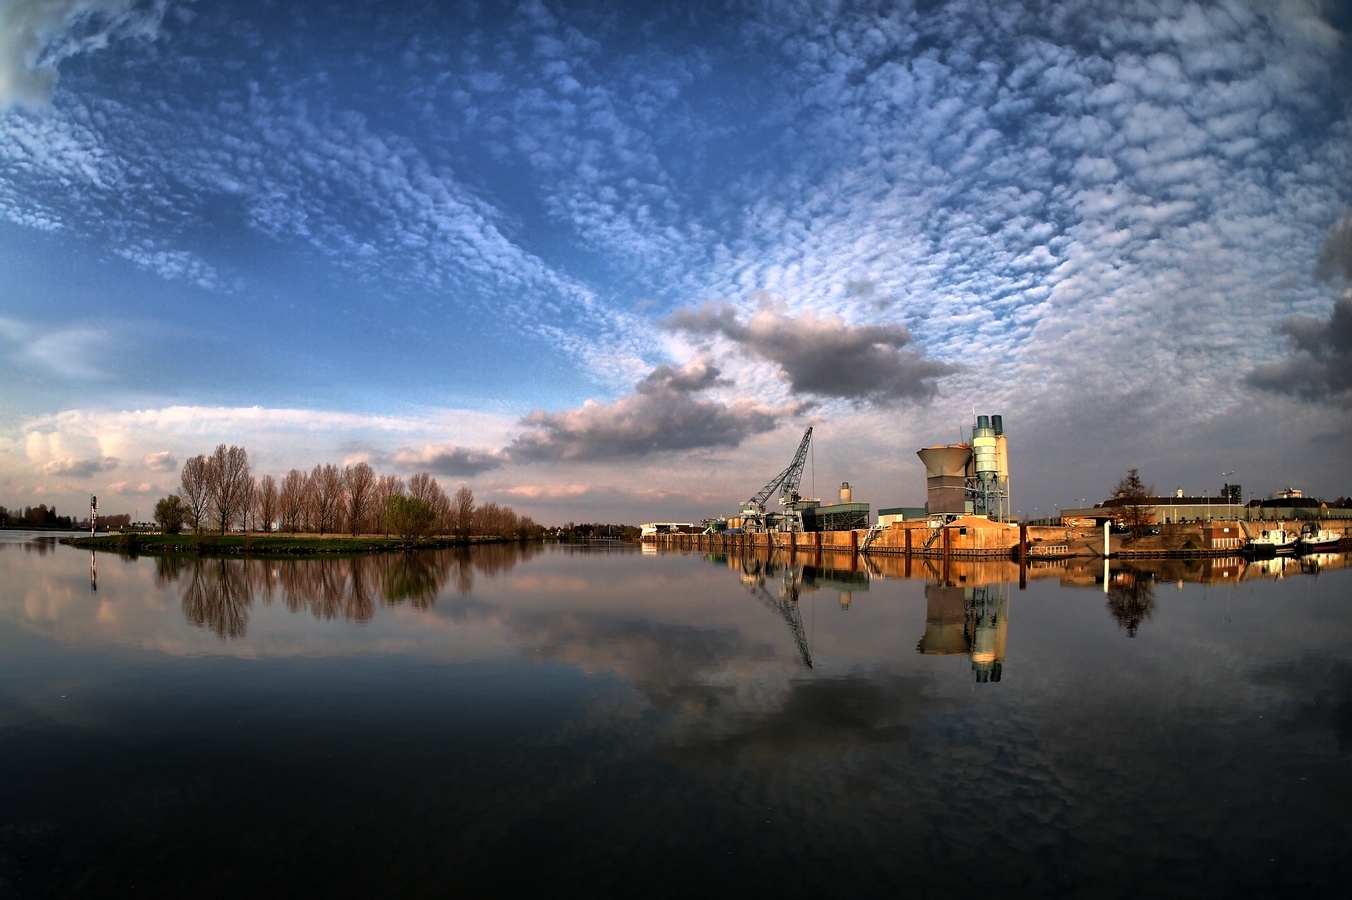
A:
[{"xmin": 740, "ymin": 427, "xmax": 813, "ymax": 533}]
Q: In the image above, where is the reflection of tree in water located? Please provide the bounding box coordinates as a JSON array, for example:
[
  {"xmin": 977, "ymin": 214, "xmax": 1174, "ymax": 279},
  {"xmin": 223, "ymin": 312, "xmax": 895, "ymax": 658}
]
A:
[
  {"xmin": 164, "ymin": 544, "xmax": 539, "ymax": 628},
  {"xmin": 272, "ymin": 557, "xmax": 382, "ymax": 622},
  {"xmin": 181, "ymin": 558, "xmax": 253, "ymax": 640},
  {"xmin": 345, "ymin": 558, "xmax": 376, "ymax": 621},
  {"xmin": 443, "ymin": 543, "xmax": 543, "ymax": 597},
  {"xmin": 454, "ymin": 547, "xmax": 475, "ymax": 596},
  {"xmin": 154, "ymin": 554, "xmax": 191, "ymax": 587},
  {"xmin": 1106, "ymin": 568, "xmax": 1157, "ymax": 637},
  {"xmin": 382, "ymin": 553, "xmax": 451, "ymax": 609}
]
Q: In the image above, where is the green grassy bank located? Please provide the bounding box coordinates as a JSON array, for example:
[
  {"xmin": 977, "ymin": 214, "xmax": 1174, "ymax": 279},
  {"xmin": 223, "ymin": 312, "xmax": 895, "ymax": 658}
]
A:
[{"xmin": 60, "ymin": 533, "xmax": 528, "ymax": 557}]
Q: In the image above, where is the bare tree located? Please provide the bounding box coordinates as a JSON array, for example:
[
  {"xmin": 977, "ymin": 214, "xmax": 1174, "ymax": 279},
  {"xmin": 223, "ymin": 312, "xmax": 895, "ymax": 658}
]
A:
[
  {"xmin": 373, "ymin": 474, "xmax": 404, "ymax": 537},
  {"xmin": 278, "ymin": 468, "xmax": 309, "ymax": 533},
  {"xmin": 253, "ymin": 474, "xmax": 278, "ymax": 534},
  {"xmin": 179, "ymin": 455, "xmax": 211, "ymax": 533},
  {"xmin": 240, "ymin": 474, "xmax": 256, "ymax": 532},
  {"xmin": 343, "ymin": 462, "xmax": 377, "ymax": 536},
  {"xmin": 472, "ymin": 501, "xmax": 518, "ymax": 538},
  {"xmin": 312, "ymin": 463, "xmax": 345, "ymax": 535},
  {"xmin": 1112, "ymin": 468, "xmax": 1155, "ymax": 536},
  {"xmin": 207, "ymin": 444, "xmax": 251, "ymax": 534},
  {"xmin": 452, "ymin": 486, "xmax": 475, "ymax": 539}
]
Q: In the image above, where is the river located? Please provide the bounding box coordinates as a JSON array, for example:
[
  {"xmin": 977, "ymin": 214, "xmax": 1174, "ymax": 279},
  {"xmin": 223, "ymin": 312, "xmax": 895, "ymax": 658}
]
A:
[{"xmin": 1, "ymin": 530, "xmax": 1349, "ymax": 897}]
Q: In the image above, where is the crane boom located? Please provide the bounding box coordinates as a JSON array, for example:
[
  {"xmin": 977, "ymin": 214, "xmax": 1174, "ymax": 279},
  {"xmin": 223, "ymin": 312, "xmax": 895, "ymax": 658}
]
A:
[{"xmin": 745, "ymin": 427, "xmax": 813, "ymax": 511}]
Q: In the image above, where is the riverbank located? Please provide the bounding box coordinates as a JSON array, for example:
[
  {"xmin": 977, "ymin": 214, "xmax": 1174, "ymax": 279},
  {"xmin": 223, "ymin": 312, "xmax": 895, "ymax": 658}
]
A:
[{"xmin": 61, "ymin": 532, "xmax": 535, "ymax": 557}]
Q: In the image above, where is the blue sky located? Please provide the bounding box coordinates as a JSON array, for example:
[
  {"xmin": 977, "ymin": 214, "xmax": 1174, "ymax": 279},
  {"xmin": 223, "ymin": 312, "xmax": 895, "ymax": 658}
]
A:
[{"xmin": 2, "ymin": 0, "xmax": 1351, "ymax": 524}]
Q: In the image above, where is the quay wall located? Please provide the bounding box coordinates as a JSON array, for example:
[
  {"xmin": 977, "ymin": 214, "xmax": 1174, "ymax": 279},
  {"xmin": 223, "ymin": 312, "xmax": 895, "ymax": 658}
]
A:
[{"xmin": 645, "ymin": 518, "xmax": 1352, "ymax": 559}]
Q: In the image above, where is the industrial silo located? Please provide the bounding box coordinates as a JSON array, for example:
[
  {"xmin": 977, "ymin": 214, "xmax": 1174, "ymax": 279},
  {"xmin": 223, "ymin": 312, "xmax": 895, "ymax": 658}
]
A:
[
  {"xmin": 970, "ymin": 413, "xmax": 1010, "ymax": 521},
  {"xmin": 917, "ymin": 444, "xmax": 972, "ymax": 516}
]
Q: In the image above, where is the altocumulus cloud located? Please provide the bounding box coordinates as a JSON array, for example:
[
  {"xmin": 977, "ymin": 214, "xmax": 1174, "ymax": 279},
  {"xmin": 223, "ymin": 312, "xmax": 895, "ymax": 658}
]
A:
[
  {"xmin": 1248, "ymin": 214, "xmax": 1352, "ymax": 405},
  {"xmin": 665, "ymin": 301, "xmax": 960, "ymax": 405},
  {"xmin": 509, "ymin": 359, "xmax": 777, "ymax": 462}
]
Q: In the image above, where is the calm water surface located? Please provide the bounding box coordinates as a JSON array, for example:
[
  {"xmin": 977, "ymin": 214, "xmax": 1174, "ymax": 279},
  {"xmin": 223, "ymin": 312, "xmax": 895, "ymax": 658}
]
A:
[{"xmin": 1, "ymin": 531, "xmax": 1350, "ymax": 898}]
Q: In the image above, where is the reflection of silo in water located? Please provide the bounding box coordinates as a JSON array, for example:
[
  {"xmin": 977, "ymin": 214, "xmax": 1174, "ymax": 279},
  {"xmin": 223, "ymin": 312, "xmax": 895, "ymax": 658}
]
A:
[
  {"xmin": 967, "ymin": 585, "xmax": 1007, "ymax": 683},
  {"xmin": 918, "ymin": 582, "xmax": 1008, "ymax": 683},
  {"xmin": 917, "ymin": 445, "xmax": 972, "ymax": 516},
  {"xmin": 918, "ymin": 584, "xmax": 970, "ymax": 654}
]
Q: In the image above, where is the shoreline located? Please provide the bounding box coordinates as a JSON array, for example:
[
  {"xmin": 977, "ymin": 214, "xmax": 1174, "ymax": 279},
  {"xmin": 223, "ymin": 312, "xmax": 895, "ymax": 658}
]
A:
[{"xmin": 60, "ymin": 532, "xmax": 538, "ymax": 557}]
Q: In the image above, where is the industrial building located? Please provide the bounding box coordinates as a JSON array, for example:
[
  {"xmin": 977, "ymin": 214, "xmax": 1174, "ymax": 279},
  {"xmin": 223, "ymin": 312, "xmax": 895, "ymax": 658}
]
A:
[
  {"xmin": 1060, "ymin": 488, "xmax": 1352, "ymax": 527},
  {"xmin": 916, "ymin": 413, "xmax": 1011, "ymax": 522},
  {"xmin": 654, "ymin": 410, "xmax": 1016, "ymax": 551}
]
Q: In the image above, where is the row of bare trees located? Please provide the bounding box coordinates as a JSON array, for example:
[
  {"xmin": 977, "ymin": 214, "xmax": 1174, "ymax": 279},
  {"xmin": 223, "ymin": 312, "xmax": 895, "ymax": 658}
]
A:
[{"xmin": 162, "ymin": 444, "xmax": 540, "ymax": 539}]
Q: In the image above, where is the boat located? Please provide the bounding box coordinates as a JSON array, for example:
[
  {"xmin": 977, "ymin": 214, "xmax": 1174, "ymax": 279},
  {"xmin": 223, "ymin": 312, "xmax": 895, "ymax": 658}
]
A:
[
  {"xmin": 1244, "ymin": 524, "xmax": 1298, "ymax": 557},
  {"xmin": 1296, "ymin": 522, "xmax": 1341, "ymax": 553}
]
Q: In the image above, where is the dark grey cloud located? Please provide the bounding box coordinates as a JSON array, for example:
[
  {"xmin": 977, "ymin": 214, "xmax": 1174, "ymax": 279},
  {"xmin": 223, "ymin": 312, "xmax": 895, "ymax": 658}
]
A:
[
  {"xmin": 1247, "ymin": 292, "xmax": 1352, "ymax": 403},
  {"xmin": 141, "ymin": 450, "xmax": 177, "ymax": 472},
  {"xmin": 41, "ymin": 455, "xmax": 119, "ymax": 477},
  {"xmin": 665, "ymin": 302, "xmax": 959, "ymax": 405},
  {"xmin": 1248, "ymin": 216, "xmax": 1352, "ymax": 404},
  {"xmin": 1316, "ymin": 213, "xmax": 1352, "ymax": 282},
  {"xmin": 395, "ymin": 444, "xmax": 508, "ymax": 477},
  {"xmin": 509, "ymin": 359, "xmax": 777, "ymax": 462}
]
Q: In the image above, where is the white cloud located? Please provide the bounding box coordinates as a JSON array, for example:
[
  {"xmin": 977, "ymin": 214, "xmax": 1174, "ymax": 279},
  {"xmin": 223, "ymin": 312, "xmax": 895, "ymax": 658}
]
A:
[{"xmin": 0, "ymin": 315, "xmax": 112, "ymax": 380}]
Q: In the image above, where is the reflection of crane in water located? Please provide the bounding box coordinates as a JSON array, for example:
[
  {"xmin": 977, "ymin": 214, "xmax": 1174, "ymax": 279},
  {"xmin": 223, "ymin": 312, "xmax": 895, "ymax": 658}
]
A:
[{"xmin": 737, "ymin": 556, "xmax": 813, "ymax": 668}]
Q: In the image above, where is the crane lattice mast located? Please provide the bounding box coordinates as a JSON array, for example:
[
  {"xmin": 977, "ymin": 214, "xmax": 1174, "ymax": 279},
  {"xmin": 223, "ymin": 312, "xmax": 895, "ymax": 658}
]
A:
[{"xmin": 741, "ymin": 427, "xmax": 813, "ymax": 532}]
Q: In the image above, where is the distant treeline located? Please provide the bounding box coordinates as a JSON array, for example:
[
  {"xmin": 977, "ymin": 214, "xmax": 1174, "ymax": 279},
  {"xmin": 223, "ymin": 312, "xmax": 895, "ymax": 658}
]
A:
[
  {"xmin": 154, "ymin": 444, "xmax": 542, "ymax": 542},
  {"xmin": 0, "ymin": 505, "xmax": 133, "ymax": 529},
  {"xmin": 552, "ymin": 522, "xmax": 641, "ymax": 541},
  {"xmin": 0, "ymin": 504, "xmax": 75, "ymax": 528}
]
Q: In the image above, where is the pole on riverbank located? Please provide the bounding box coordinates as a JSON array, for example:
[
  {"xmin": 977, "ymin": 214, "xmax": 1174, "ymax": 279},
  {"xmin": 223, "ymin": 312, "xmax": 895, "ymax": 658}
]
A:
[{"xmin": 1103, "ymin": 521, "xmax": 1111, "ymax": 594}]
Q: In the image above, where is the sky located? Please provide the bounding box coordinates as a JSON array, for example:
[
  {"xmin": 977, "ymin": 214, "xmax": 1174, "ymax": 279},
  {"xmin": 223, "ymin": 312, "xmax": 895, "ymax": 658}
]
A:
[{"xmin": 1, "ymin": 0, "xmax": 1351, "ymax": 525}]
